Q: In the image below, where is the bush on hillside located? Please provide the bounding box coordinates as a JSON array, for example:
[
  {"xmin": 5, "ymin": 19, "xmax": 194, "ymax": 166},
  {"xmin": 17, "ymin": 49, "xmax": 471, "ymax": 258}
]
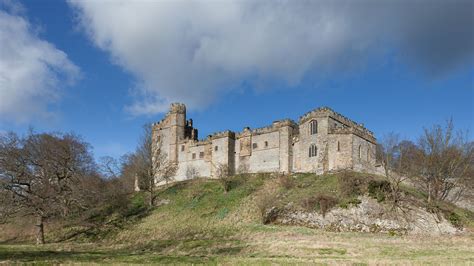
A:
[
  {"xmin": 338, "ymin": 172, "xmax": 366, "ymax": 197},
  {"xmin": 278, "ymin": 175, "xmax": 294, "ymax": 190},
  {"xmin": 368, "ymin": 180, "xmax": 391, "ymax": 202},
  {"xmin": 255, "ymin": 183, "xmax": 279, "ymax": 224},
  {"xmin": 301, "ymin": 195, "xmax": 338, "ymax": 217}
]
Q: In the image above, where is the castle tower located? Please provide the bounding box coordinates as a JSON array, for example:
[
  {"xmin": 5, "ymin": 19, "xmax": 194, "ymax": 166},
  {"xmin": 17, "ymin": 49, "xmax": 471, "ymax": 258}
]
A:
[{"xmin": 166, "ymin": 103, "xmax": 187, "ymax": 163}]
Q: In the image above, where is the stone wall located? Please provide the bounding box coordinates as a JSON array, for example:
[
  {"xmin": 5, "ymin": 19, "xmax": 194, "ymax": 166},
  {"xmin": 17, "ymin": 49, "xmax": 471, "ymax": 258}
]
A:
[{"xmin": 152, "ymin": 103, "xmax": 378, "ymax": 182}]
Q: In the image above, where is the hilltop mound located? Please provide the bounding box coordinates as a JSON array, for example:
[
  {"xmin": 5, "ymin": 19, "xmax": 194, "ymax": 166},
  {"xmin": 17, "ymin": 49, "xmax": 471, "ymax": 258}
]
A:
[
  {"xmin": 1, "ymin": 171, "xmax": 473, "ymax": 264},
  {"xmin": 87, "ymin": 172, "xmax": 471, "ymax": 245}
]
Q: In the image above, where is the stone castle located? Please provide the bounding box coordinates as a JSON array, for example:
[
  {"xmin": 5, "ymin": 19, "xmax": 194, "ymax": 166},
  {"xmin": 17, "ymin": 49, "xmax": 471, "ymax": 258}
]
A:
[{"xmin": 152, "ymin": 103, "xmax": 377, "ymax": 182}]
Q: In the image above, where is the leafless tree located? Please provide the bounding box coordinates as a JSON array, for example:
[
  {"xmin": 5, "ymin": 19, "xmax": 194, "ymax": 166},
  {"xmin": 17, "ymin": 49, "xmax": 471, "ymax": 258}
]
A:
[
  {"xmin": 215, "ymin": 163, "xmax": 231, "ymax": 193},
  {"xmin": 379, "ymin": 133, "xmax": 412, "ymax": 208},
  {"xmin": 0, "ymin": 131, "xmax": 97, "ymax": 244},
  {"xmin": 414, "ymin": 120, "xmax": 473, "ymax": 203},
  {"xmin": 124, "ymin": 124, "xmax": 177, "ymax": 207},
  {"xmin": 185, "ymin": 166, "xmax": 199, "ymax": 180}
]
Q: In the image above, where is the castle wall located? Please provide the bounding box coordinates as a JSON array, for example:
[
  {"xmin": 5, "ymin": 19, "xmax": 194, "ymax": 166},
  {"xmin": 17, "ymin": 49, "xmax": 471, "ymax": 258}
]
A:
[
  {"xmin": 152, "ymin": 103, "xmax": 379, "ymax": 183},
  {"xmin": 295, "ymin": 116, "xmax": 329, "ymax": 174},
  {"xmin": 327, "ymin": 134, "xmax": 353, "ymax": 171},
  {"xmin": 351, "ymin": 134, "xmax": 377, "ymax": 173},
  {"xmin": 247, "ymin": 131, "xmax": 280, "ymax": 173}
]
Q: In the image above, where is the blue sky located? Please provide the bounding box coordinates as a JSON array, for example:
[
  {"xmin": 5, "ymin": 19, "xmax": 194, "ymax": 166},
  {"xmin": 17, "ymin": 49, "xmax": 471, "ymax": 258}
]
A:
[{"xmin": 0, "ymin": 0, "xmax": 473, "ymax": 159}]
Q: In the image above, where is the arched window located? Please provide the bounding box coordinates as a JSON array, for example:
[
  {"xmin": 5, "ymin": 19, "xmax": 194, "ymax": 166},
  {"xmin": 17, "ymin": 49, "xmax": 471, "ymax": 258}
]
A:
[
  {"xmin": 310, "ymin": 120, "xmax": 318, "ymax": 135},
  {"xmin": 309, "ymin": 144, "xmax": 317, "ymax": 157}
]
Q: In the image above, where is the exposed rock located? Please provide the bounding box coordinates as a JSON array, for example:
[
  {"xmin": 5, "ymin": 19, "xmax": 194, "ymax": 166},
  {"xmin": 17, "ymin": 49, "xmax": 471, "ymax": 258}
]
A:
[
  {"xmin": 275, "ymin": 196, "xmax": 460, "ymax": 235},
  {"xmin": 262, "ymin": 206, "xmax": 280, "ymax": 224}
]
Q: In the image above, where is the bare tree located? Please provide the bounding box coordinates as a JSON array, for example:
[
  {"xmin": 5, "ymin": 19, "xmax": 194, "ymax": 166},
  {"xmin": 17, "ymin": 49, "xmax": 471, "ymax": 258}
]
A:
[
  {"xmin": 215, "ymin": 163, "xmax": 231, "ymax": 193},
  {"xmin": 414, "ymin": 120, "xmax": 473, "ymax": 203},
  {"xmin": 185, "ymin": 166, "xmax": 199, "ymax": 180},
  {"xmin": 379, "ymin": 133, "xmax": 412, "ymax": 208},
  {"xmin": 125, "ymin": 124, "xmax": 177, "ymax": 207},
  {"xmin": 0, "ymin": 131, "xmax": 96, "ymax": 244}
]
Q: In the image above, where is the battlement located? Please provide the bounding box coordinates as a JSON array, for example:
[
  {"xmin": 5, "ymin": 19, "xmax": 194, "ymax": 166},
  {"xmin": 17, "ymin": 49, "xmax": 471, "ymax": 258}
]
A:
[
  {"xmin": 209, "ymin": 130, "xmax": 236, "ymax": 140},
  {"xmin": 152, "ymin": 103, "xmax": 378, "ymax": 181},
  {"xmin": 170, "ymin": 103, "xmax": 186, "ymax": 114},
  {"xmin": 299, "ymin": 106, "xmax": 375, "ymax": 139}
]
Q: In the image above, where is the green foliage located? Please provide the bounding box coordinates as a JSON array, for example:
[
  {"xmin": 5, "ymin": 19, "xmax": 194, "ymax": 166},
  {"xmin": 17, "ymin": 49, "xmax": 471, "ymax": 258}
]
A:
[
  {"xmin": 216, "ymin": 207, "xmax": 229, "ymax": 219},
  {"xmin": 368, "ymin": 180, "xmax": 390, "ymax": 202},
  {"xmin": 339, "ymin": 198, "xmax": 362, "ymax": 209},
  {"xmin": 447, "ymin": 212, "xmax": 462, "ymax": 228}
]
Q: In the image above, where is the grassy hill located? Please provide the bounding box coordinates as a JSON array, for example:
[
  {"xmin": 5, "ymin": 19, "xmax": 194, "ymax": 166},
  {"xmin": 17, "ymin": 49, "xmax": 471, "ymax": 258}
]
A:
[{"xmin": 1, "ymin": 172, "xmax": 473, "ymax": 264}]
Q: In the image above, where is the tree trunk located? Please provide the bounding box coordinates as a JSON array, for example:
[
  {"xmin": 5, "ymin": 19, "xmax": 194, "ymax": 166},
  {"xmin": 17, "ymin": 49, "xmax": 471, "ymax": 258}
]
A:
[
  {"xmin": 35, "ymin": 215, "xmax": 45, "ymax": 245},
  {"xmin": 149, "ymin": 191, "xmax": 154, "ymax": 207},
  {"xmin": 428, "ymin": 181, "xmax": 432, "ymax": 203}
]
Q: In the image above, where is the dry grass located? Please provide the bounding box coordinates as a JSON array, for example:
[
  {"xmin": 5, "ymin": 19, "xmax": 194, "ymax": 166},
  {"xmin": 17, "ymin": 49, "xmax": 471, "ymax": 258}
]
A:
[{"xmin": 1, "ymin": 172, "xmax": 473, "ymax": 264}]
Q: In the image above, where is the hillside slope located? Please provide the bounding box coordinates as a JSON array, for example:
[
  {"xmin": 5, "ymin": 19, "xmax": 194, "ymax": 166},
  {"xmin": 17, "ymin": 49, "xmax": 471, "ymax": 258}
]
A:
[{"xmin": 1, "ymin": 172, "xmax": 473, "ymax": 264}]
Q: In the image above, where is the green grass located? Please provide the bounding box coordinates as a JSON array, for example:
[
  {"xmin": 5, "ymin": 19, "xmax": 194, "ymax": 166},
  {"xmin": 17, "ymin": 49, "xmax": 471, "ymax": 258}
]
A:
[{"xmin": 1, "ymin": 171, "xmax": 473, "ymax": 264}]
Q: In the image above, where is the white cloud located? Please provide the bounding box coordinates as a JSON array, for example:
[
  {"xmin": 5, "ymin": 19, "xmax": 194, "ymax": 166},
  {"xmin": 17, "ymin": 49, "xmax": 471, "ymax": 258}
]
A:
[
  {"xmin": 68, "ymin": 0, "xmax": 474, "ymax": 115},
  {"xmin": 0, "ymin": 2, "xmax": 80, "ymax": 123}
]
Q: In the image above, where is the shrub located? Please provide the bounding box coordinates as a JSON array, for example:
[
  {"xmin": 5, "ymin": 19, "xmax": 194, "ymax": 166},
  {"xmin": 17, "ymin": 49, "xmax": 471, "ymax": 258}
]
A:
[
  {"xmin": 255, "ymin": 188, "xmax": 279, "ymax": 224},
  {"xmin": 368, "ymin": 180, "xmax": 391, "ymax": 202},
  {"xmin": 301, "ymin": 196, "xmax": 319, "ymax": 211},
  {"xmin": 447, "ymin": 212, "xmax": 462, "ymax": 228},
  {"xmin": 301, "ymin": 195, "xmax": 338, "ymax": 217},
  {"xmin": 339, "ymin": 172, "xmax": 366, "ymax": 197},
  {"xmin": 316, "ymin": 195, "xmax": 338, "ymax": 217},
  {"xmin": 278, "ymin": 175, "xmax": 294, "ymax": 190},
  {"xmin": 339, "ymin": 197, "xmax": 362, "ymax": 209}
]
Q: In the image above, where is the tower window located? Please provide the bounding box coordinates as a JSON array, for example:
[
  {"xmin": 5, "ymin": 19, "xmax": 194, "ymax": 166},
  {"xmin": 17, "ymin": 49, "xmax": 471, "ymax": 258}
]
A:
[
  {"xmin": 181, "ymin": 145, "xmax": 185, "ymax": 152},
  {"xmin": 199, "ymin": 152, "xmax": 204, "ymax": 158},
  {"xmin": 310, "ymin": 120, "xmax": 318, "ymax": 135},
  {"xmin": 264, "ymin": 141, "xmax": 268, "ymax": 148},
  {"xmin": 215, "ymin": 146, "xmax": 218, "ymax": 151},
  {"xmin": 337, "ymin": 141, "xmax": 340, "ymax": 152},
  {"xmin": 367, "ymin": 148, "xmax": 369, "ymax": 161},
  {"xmin": 253, "ymin": 143, "xmax": 258, "ymax": 149},
  {"xmin": 358, "ymin": 145, "xmax": 361, "ymax": 159},
  {"xmin": 309, "ymin": 144, "xmax": 317, "ymax": 157},
  {"xmin": 192, "ymin": 153, "xmax": 196, "ymax": 159}
]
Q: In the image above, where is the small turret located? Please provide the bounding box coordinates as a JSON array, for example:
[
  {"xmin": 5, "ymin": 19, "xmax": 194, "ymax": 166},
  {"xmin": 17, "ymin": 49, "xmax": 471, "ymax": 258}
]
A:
[{"xmin": 169, "ymin": 103, "xmax": 186, "ymax": 114}]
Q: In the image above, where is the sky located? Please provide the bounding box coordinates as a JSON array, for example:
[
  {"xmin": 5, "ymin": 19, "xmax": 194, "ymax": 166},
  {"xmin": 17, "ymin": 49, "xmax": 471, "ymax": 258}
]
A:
[{"xmin": 0, "ymin": 0, "xmax": 473, "ymax": 160}]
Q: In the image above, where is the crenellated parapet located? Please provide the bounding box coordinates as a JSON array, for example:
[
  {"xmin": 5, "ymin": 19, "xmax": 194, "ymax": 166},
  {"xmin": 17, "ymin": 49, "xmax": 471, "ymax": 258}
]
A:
[
  {"xmin": 299, "ymin": 106, "xmax": 375, "ymax": 141},
  {"xmin": 151, "ymin": 102, "xmax": 378, "ymax": 182},
  {"xmin": 209, "ymin": 130, "xmax": 236, "ymax": 140},
  {"xmin": 169, "ymin": 102, "xmax": 186, "ymax": 114}
]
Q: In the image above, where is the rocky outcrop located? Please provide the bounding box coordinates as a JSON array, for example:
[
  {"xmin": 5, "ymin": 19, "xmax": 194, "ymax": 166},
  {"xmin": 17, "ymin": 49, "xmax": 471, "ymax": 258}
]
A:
[{"xmin": 274, "ymin": 196, "xmax": 460, "ymax": 235}]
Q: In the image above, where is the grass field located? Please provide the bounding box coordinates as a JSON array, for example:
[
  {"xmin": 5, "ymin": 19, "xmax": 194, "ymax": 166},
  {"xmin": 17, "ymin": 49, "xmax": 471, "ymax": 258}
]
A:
[
  {"xmin": 1, "ymin": 228, "xmax": 473, "ymax": 264},
  {"xmin": 1, "ymin": 172, "xmax": 473, "ymax": 264}
]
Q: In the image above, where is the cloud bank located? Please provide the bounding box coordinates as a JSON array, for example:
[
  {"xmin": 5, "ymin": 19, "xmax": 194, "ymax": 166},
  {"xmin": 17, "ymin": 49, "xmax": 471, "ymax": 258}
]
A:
[
  {"xmin": 0, "ymin": 1, "xmax": 80, "ymax": 123},
  {"xmin": 69, "ymin": 0, "xmax": 474, "ymax": 115}
]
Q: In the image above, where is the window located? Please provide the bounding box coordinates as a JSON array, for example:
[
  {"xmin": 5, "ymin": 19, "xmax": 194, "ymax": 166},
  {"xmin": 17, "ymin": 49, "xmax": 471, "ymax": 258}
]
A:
[
  {"xmin": 358, "ymin": 145, "xmax": 361, "ymax": 159},
  {"xmin": 214, "ymin": 146, "xmax": 218, "ymax": 151},
  {"xmin": 337, "ymin": 141, "xmax": 340, "ymax": 152},
  {"xmin": 310, "ymin": 120, "xmax": 318, "ymax": 135},
  {"xmin": 199, "ymin": 152, "xmax": 204, "ymax": 158},
  {"xmin": 309, "ymin": 144, "xmax": 317, "ymax": 157},
  {"xmin": 367, "ymin": 148, "xmax": 369, "ymax": 161},
  {"xmin": 253, "ymin": 143, "xmax": 258, "ymax": 149},
  {"xmin": 181, "ymin": 145, "xmax": 185, "ymax": 152},
  {"xmin": 192, "ymin": 153, "xmax": 196, "ymax": 159},
  {"xmin": 264, "ymin": 141, "xmax": 268, "ymax": 148}
]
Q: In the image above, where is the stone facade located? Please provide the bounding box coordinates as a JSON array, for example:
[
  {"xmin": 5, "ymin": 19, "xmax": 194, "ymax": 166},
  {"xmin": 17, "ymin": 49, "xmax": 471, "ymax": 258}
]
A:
[{"xmin": 152, "ymin": 103, "xmax": 377, "ymax": 182}]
